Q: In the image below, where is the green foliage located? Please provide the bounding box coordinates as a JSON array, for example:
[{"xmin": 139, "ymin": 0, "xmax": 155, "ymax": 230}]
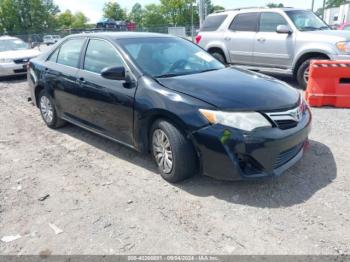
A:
[
  {"xmin": 129, "ymin": 3, "xmax": 144, "ymax": 26},
  {"xmin": 325, "ymin": 0, "xmax": 348, "ymax": 8},
  {"xmin": 0, "ymin": 0, "xmax": 59, "ymax": 34},
  {"xmin": 143, "ymin": 4, "xmax": 167, "ymax": 27},
  {"xmin": 267, "ymin": 3, "xmax": 285, "ymax": 8},
  {"xmin": 56, "ymin": 10, "xmax": 89, "ymax": 29},
  {"xmin": 103, "ymin": 1, "xmax": 126, "ymax": 21}
]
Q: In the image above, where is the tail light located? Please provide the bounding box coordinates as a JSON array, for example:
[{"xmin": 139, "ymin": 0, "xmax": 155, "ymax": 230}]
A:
[{"xmin": 195, "ymin": 35, "xmax": 202, "ymax": 44}]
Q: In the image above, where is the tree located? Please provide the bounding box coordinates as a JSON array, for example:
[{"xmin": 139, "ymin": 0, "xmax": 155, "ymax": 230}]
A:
[
  {"xmin": 0, "ymin": 0, "xmax": 59, "ymax": 34},
  {"xmin": 71, "ymin": 12, "xmax": 89, "ymax": 29},
  {"xmin": 129, "ymin": 3, "xmax": 144, "ymax": 26},
  {"xmin": 103, "ymin": 1, "xmax": 126, "ymax": 21},
  {"xmin": 143, "ymin": 4, "xmax": 167, "ymax": 28},
  {"xmin": 267, "ymin": 3, "xmax": 285, "ymax": 8},
  {"xmin": 325, "ymin": 0, "xmax": 348, "ymax": 8},
  {"xmin": 57, "ymin": 10, "xmax": 75, "ymax": 28}
]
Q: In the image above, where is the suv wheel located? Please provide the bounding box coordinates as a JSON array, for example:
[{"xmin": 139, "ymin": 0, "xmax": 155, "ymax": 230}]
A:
[
  {"xmin": 211, "ymin": 51, "xmax": 226, "ymax": 64},
  {"xmin": 296, "ymin": 57, "xmax": 328, "ymax": 90},
  {"xmin": 151, "ymin": 120, "xmax": 196, "ymax": 183},
  {"xmin": 38, "ymin": 90, "xmax": 66, "ymax": 129}
]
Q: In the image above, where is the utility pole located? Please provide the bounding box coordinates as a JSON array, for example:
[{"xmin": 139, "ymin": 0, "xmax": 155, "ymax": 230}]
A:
[
  {"xmin": 198, "ymin": 0, "xmax": 204, "ymax": 28},
  {"xmin": 311, "ymin": 0, "xmax": 315, "ymax": 11},
  {"xmin": 322, "ymin": 0, "xmax": 326, "ymax": 19},
  {"xmin": 191, "ymin": 0, "xmax": 194, "ymax": 42}
]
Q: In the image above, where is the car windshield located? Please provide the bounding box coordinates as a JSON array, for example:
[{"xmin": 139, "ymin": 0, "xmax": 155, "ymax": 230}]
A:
[
  {"xmin": 286, "ymin": 10, "xmax": 330, "ymax": 31},
  {"xmin": 0, "ymin": 38, "xmax": 28, "ymax": 52},
  {"xmin": 117, "ymin": 37, "xmax": 225, "ymax": 78}
]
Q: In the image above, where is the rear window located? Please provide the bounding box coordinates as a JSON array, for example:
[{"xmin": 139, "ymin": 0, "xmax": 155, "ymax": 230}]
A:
[
  {"xmin": 229, "ymin": 13, "xmax": 259, "ymax": 32},
  {"xmin": 201, "ymin": 15, "xmax": 227, "ymax": 31}
]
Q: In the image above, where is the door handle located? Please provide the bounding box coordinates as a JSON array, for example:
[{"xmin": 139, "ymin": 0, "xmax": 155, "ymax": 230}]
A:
[
  {"xmin": 257, "ymin": 38, "xmax": 266, "ymax": 42},
  {"xmin": 224, "ymin": 37, "xmax": 231, "ymax": 41},
  {"xmin": 77, "ymin": 77, "xmax": 86, "ymax": 85}
]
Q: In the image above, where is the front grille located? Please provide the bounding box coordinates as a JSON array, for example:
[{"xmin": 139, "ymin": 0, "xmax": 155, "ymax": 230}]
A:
[
  {"xmin": 274, "ymin": 143, "xmax": 304, "ymax": 169},
  {"xmin": 13, "ymin": 68, "xmax": 27, "ymax": 74},
  {"xmin": 266, "ymin": 103, "xmax": 304, "ymax": 130},
  {"xmin": 13, "ymin": 58, "xmax": 30, "ymax": 64},
  {"xmin": 274, "ymin": 120, "xmax": 298, "ymax": 130}
]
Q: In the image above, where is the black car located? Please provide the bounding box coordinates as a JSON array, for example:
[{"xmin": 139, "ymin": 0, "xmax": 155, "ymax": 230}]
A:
[{"xmin": 28, "ymin": 32, "xmax": 311, "ymax": 183}]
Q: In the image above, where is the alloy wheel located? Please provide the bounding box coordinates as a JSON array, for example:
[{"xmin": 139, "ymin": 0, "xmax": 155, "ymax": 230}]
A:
[
  {"xmin": 152, "ymin": 129, "xmax": 173, "ymax": 174},
  {"xmin": 40, "ymin": 96, "xmax": 54, "ymax": 124}
]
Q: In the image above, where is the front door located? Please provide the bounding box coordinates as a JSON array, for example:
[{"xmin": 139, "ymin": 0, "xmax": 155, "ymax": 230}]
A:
[
  {"xmin": 253, "ymin": 12, "xmax": 294, "ymax": 68},
  {"xmin": 76, "ymin": 39, "xmax": 136, "ymax": 145}
]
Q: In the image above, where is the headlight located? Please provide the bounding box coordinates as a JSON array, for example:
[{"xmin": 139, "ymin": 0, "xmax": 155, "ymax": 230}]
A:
[
  {"xmin": 0, "ymin": 58, "xmax": 13, "ymax": 63},
  {"xmin": 199, "ymin": 109, "xmax": 271, "ymax": 131},
  {"xmin": 336, "ymin": 41, "xmax": 350, "ymax": 54}
]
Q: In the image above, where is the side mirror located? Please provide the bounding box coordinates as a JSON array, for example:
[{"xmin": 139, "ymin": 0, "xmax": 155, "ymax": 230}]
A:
[
  {"xmin": 101, "ymin": 66, "xmax": 125, "ymax": 81},
  {"xmin": 276, "ymin": 25, "xmax": 292, "ymax": 34}
]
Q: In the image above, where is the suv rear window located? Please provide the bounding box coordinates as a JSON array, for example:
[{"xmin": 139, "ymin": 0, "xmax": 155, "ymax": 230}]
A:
[
  {"xmin": 229, "ymin": 13, "xmax": 259, "ymax": 32},
  {"xmin": 201, "ymin": 15, "xmax": 227, "ymax": 31}
]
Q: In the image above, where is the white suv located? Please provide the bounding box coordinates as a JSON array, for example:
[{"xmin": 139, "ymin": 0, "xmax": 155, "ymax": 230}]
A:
[{"xmin": 197, "ymin": 7, "xmax": 350, "ymax": 89}]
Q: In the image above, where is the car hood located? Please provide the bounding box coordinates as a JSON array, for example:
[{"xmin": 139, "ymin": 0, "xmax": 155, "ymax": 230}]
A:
[
  {"xmin": 300, "ymin": 30, "xmax": 350, "ymax": 41},
  {"xmin": 0, "ymin": 49, "xmax": 41, "ymax": 59},
  {"xmin": 156, "ymin": 67, "xmax": 300, "ymax": 111}
]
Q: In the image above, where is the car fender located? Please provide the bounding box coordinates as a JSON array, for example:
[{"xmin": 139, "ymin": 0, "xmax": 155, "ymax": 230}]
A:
[
  {"xmin": 204, "ymin": 41, "xmax": 230, "ymax": 62},
  {"xmin": 292, "ymin": 43, "xmax": 336, "ymax": 69}
]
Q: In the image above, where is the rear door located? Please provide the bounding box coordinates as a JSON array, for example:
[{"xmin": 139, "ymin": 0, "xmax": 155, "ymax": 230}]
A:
[
  {"xmin": 224, "ymin": 12, "xmax": 259, "ymax": 65},
  {"xmin": 75, "ymin": 38, "xmax": 136, "ymax": 145},
  {"xmin": 45, "ymin": 37, "xmax": 86, "ymax": 118},
  {"xmin": 253, "ymin": 12, "xmax": 294, "ymax": 68}
]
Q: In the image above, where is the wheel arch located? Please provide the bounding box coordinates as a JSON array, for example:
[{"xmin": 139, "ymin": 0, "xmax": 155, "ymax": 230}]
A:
[{"xmin": 293, "ymin": 52, "xmax": 330, "ymax": 76}]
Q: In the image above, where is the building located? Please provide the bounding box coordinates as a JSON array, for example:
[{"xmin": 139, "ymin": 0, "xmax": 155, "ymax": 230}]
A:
[{"xmin": 324, "ymin": 3, "xmax": 350, "ymax": 26}]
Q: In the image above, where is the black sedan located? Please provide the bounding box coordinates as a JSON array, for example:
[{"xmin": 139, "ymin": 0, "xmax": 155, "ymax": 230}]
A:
[{"xmin": 28, "ymin": 32, "xmax": 311, "ymax": 183}]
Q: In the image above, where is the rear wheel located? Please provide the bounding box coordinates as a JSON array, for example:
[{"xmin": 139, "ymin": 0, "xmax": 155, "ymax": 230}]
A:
[
  {"xmin": 151, "ymin": 120, "xmax": 196, "ymax": 183},
  {"xmin": 38, "ymin": 90, "xmax": 66, "ymax": 129}
]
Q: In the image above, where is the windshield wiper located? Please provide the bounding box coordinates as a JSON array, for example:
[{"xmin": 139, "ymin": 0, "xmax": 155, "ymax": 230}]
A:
[
  {"xmin": 198, "ymin": 68, "xmax": 220, "ymax": 73},
  {"xmin": 301, "ymin": 26, "xmax": 329, "ymax": 31},
  {"xmin": 155, "ymin": 73, "xmax": 183, "ymax": 78}
]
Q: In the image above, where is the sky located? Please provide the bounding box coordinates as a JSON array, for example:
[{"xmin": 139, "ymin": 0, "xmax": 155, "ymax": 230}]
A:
[{"xmin": 54, "ymin": 0, "xmax": 326, "ymax": 23}]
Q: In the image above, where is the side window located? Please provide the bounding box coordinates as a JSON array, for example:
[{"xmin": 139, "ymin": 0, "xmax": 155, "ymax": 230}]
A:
[
  {"xmin": 259, "ymin": 13, "xmax": 288, "ymax": 32},
  {"xmin": 48, "ymin": 48, "xmax": 60, "ymax": 63},
  {"xmin": 201, "ymin": 15, "xmax": 228, "ymax": 31},
  {"xmin": 84, "ymin": 39, "xmax": 123, "ymax": 74},
  {"xmin": 229, "ymin": 13, "xmax": 259, "ymax": 32},
  {"xmin": 57, "ymin": 38, "xmax": 85, "ymax": 68}
]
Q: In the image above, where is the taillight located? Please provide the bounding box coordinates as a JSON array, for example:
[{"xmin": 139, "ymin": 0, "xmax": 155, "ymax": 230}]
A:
[{"xmin": 195, "ymin": 35, "xmax": 202, "ymax": 44}]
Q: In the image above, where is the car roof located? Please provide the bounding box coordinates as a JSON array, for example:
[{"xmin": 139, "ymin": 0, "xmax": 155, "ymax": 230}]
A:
[
  {"xmin": 65, "ymin": 32, "xmax": 174, "ymax": 40},
  {"xmin": 210, "ymin": 7, "xmax": 306, "ymax": 16}
]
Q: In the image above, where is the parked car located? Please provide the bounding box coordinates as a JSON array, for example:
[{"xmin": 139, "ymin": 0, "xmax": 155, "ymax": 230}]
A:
[
  {"xmin": 0, "ymin": 36, "xmax": 40, "ymax": 77},
  {"xmin": 28, "ymin": 33, "xmax": 311, "ymax": 183},
  {"xmin": 43, "ymin": 35, "xmax": 61, "ymax": 45},
  {"xmin": 338, "ymin": 23, "xmax": 350, "ymax": 30},
  {"xmin": 197, "ymin": 7, "xmax": 350, "ymax": 89}
]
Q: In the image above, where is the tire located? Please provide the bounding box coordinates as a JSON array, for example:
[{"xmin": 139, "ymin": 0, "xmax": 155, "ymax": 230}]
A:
[
  {"xmin": 296, "ymin": 57, "xmax": 328, "ymax": 90},
  {"xmin": 211, "ymin": 51, "xmax": 226, "ymax": 64},
  {"xmin": 38, "ymin": 90, "xmax": 66, "ymax": 129},
  {"xmin": 150, "ymin": 120, "xmax": 196, "ymax": 183}
]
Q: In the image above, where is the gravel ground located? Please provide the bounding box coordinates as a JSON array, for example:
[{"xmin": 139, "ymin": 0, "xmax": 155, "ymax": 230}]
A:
[{"xmin": 0, "ymin": 76, "xmax": 349, "ymax": 255}]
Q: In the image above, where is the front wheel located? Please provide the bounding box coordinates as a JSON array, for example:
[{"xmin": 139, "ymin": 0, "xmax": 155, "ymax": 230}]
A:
[
  {"xmin": 296, "ymin": 57, "xmax": 328, "ymax": 90},
  {"xmin": 151, "ymin": 120, "xmax": 196, "ymax": 183},
  {"xmin": 38, "ymin": 90, "xmax": 66, "ymax": 129}
]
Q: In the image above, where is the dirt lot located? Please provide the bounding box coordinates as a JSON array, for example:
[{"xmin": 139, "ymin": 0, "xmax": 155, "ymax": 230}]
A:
[{"xmin": 0, "ymin": 77, "xmax": 349, "ymax": 255}]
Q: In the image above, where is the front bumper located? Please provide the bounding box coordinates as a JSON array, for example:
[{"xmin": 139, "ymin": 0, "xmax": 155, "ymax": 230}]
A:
[
  {"xmin": 0, "ymin": 63, "xmax": 27, "ymax": 77},
  {"xmin": 192, "ymin": 109, "xmax": 312, "ymax": 181}
]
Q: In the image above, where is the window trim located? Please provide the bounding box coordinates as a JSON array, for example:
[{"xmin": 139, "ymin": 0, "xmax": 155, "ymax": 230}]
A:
[
  {"xmin": 258, "ymin": 11, "xmax": 289, "ymax": 33},
  {"xmin": 229, "ymin": 12, "xmax": 260, "ymax": 32}
]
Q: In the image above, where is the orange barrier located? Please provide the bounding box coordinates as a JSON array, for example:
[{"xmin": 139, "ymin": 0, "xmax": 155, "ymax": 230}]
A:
[{"xmin": 305, "ymin": 60, "xmax": 350, "ymax": 108}]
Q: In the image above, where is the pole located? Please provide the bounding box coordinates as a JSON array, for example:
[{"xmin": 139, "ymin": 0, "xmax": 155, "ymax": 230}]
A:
[
  {"xmin": 191, "ymin": 1, "xmax": 194, "ymax": 42},
  {"xmin": 322, "ymin": 0, "xmax": 326, "ymax": 19},
  {"xmin": 311, "ymin": 0, "xmax": 315, "ymax": 11},
  {"xmin": 199, "ymin": 0, "xmax": 204, "ymax": 28}
]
